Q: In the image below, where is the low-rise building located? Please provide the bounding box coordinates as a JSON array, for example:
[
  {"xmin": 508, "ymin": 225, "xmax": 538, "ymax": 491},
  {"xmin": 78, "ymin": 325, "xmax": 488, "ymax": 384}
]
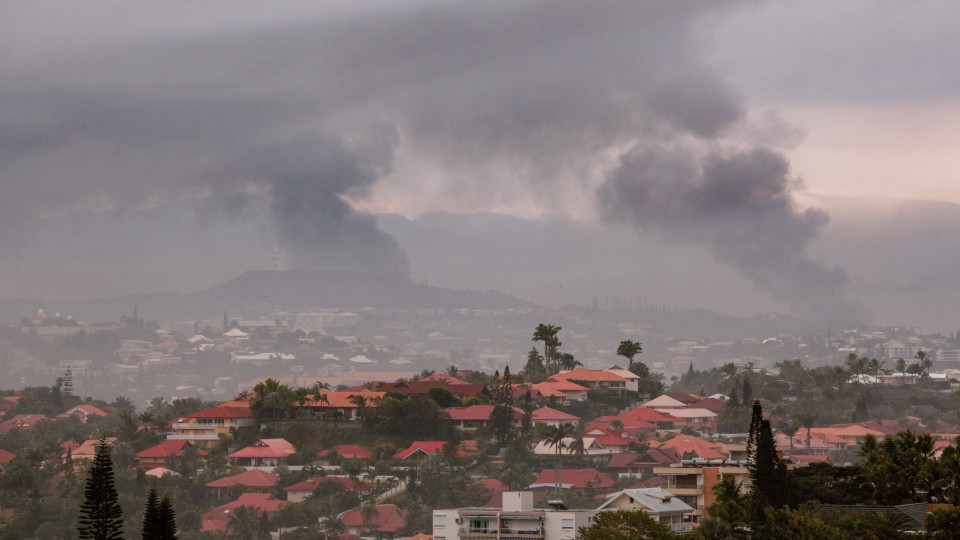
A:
[
  {"xmin": 433, "ymin": 491, "xmax": 596, "ymax": 540},
  {"xmin": 167, "ymin": 406, "xmax": 254, "ymax": 449},
  {"xmin": 653, "ymin": 461, "xmax": 751, "ymax": 520},
  {"xmin": 596, "ymin": 488, "xmax": 695, "ymax": 533}
]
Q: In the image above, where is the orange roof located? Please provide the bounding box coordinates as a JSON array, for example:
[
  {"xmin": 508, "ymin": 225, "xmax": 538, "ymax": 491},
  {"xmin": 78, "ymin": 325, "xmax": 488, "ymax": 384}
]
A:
[
  {"xmin": 304, "ymin": 391, "xmax": 384, "ymax": 408},
  {"xmin": 185, "ymin": 406, "xmax": 253, "ymax": 420},
  {"xmin": 202, "ymin": 493, "xmax": 286, "ymax": 521},
  {"xmin": 228, "ymin": 438, "xmax": 296, "ymax": 459},
  {"xmin": 342, "ymin": 504, "xmax": 407, "ymax": 532},
  {"xmin": 531, "ymin": 407, "xmax": 580, "ymax": 422},
  {"xmin": 550, "ymin": 368, "xmax": 626, "ymax": 383},
  {"xmin": 138, "ymin": 440, "xmax": 208, "ymax": 459},
  {"xmin": 318, "ymin": 444, "xmax": 373, "ymax": 460},
  {"xmin": 533, "ymin": 380, "xmax": 590, "ymax": 392},
  {"xmin": 206, "ymin": 469, "xmax": 279, "ymax": 488}
]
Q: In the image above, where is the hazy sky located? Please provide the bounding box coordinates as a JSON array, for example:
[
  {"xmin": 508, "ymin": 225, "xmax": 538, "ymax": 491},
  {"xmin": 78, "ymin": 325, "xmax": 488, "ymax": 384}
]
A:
[{"xmin": 2, "ymin": 0, "xmax": 958, "ymax": 321}]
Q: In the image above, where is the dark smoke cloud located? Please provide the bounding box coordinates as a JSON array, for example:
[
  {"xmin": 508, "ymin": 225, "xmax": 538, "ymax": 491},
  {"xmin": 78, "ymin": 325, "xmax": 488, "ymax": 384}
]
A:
[
  {"xmin": 598, "ymin": 147, "xmax": 866, "ymax": 320},
  {"xmin": 0, "ymin": 0, "xmax": 863, "ymax": 317}
]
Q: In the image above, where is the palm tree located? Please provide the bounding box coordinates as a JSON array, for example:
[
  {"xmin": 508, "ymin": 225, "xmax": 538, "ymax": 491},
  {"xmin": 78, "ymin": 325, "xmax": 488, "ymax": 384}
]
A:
[
  {"xmin": 795, "ymin": 413, "xmax": 818, "ymax": 450},
  {"xmin": 360, "ymin": 500, "xmax": 379, "ymax": 535},
  {"xmin": 720, "ymin": 363, "xmax": 738, "ymax": 380},
  {"xmin": 543, "ymin": 423, "xmax": 573, "ymax": 498},
  {"xmin": 350, "ymin": 394, "xmax": 369, "ymax": 424},
  {"xmin": 557, "ymin": 353, "xmax": 581, "ymax": 371},
  {"xmin": 916, "ymin": 350, "xmax": 933, "ymax": 377},
  {"xmin": 228, "ymin": 505, "xmax": 260, "ymax": 540},
  {"xmin": 323, "ymin": 514, "xmax": 345, "ymax": 538},
  {"xmin": 533, "ymin": 324, "xmax": 562, "ymax": 373},
  {"xmin": 616, "ymin": 340, "xmax": 643, "ymax": 371},
  {"xmin": 568, "ymin": 420, "xmax": 587, "ymax": 467},
  {"xmin": 896, "ymin": 357, "xmax": 907, "ymax": 375}
]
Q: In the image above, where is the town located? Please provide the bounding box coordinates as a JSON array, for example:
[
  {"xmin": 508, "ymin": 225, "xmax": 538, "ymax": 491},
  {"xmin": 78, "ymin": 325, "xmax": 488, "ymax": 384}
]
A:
[{"xmin": 3, "ymin": 307, "xmax": 960, "ymax": 538}]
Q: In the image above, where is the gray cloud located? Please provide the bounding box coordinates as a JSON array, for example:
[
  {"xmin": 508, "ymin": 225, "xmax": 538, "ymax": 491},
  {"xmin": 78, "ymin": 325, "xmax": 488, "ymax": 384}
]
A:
[
  {"xmin": 0, "ymin": 0, "xmax": 868, "ymax": 318},
  {"xmin": 598, "ymin": 146, "xmax": 866, "ymax": 320}
]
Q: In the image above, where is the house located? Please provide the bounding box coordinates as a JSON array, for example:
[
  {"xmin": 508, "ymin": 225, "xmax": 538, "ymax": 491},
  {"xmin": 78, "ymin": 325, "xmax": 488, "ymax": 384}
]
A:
[
  {"xmin": 433, "ymin": 491, "xmax": 597, "ymax": 540},
  {"xmin": 285, "ymin": 476, "xmax": 372, "ymax": 503},
  {"xmin": 377, "ymin": 380, "xmax": 487, "ymax": 400},
  {"xmin": 532, "ymin": 380, "xmax": 590, "ymax": 403},
  {"xmin": 653, "ymin": 408, "xmax": 718, "ymax": 434},
  {"xmin": 202, "ymin": 492, "xmax": 286, "ymax": 521},
  {"xmin": 228, "ymin": 438, "xmax": 296, "ymax": 468},
  {"xmin": 582, "ymin": 427, "xmax": 639, "ymax": 454},
  {"xmin": 0, "ymin": 414, "xmax": 47, "ymax": 434},
  {"xmin": 606, "ymin": 449, "xmax": 681, "ymax": 478},
  {"xmin": 301, "ymin": 391, "xmax": 385, "ymax": 421},
  {"xmin": 445, "ymin": 405, "xmax": 523, "ymax": 434},
  {"xmin": 57, "ymin": 404, "xmax": 108, "ymax": 422},
  {"xmin": 393, "ymin": 441, "xmax": 449, "ymax": 460},
  {"xmin": 604, "ymin": 365, "xmax": 641, "ymax": 393},
  {"xmin": 532, "ymin": 437, "xmax": 613, "ymax": 458},
  {"xmin": 654, "ymin": 435, "xmax": 726, "ymax": 460},
  {"xmin": 597, "ymin": 488, "xmax": 695, "ymax": 533},
  {"xmin": 530, "ymin": 469, "xmax": 614, "ymax": 491},
  {"xmin": 530, "ymin": 407, "xmax": 580, "ymax": 427},
  {"xmin": 67, "ymin": 438, "xmax": 117, "ymax": 461},
  {"xmin": 317, "ymin": 444, "xmax": 372, "ymax": 464},
  {"xmin": 549, "ymin": 368, "xmax": 630, "ymax": 394},
  {"xmin": 653, "ymin": 461, "xmax": 752, "ymax": 520},
  {"xmin": 206, "ymin": 469, "xmax": 280, "ymax": 498},
  {"xmin": 643, "ymin": 395, "xmax": 688, "ymax": 409},
  {"xmin": 167, "ymin": 406, "xmax": 254, "ymax": 449},
  {"xmin": 342, "ymin": 503, "xmax": 408, "ymax": 538},
  {"xmin": 611, "ymin": 407, "xmax": 678, "ymax": 430},
  {"xmin": 0, "ymin": 448, "xmax": 15, "ymax": 471},
  {"xmin": 137, "ymin": 440, "xmax": 208, "ymax": 469}
]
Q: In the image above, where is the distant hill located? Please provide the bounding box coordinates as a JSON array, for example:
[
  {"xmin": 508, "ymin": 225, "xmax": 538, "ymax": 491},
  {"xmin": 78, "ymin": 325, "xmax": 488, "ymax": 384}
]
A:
[{"xmin": 0, "ymin": 270, "xmax": 529, "ymax": 323}]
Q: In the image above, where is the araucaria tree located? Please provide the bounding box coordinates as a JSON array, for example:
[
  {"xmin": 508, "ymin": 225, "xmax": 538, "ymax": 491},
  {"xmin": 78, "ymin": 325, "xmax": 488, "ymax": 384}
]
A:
[
  {"xmin": 142, "ymin": 489, "xmax": 160, "ymax": 539},
  {"xmin": 78, "ymin": 437, "xmax": 124, "ymax": 540},
  {"xmin": 746, "ymin": 400, "xmax": 787, "ymax": 520},
  {"xmin": 490, "ymin": 367, "xmax": 516, "ymax": 447}
]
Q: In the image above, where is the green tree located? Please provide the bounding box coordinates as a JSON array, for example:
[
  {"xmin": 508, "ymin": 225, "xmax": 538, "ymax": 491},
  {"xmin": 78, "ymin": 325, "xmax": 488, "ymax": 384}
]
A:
[
  {"xmin": 490, "ymin": 367, "xmax": 517, "ymax": 447},
  {"xmin": 543, "ymin": 423, "xmax": 573, "ymax": 497},
  {"xmin": 142, "ymin": 489, "xmax": 160, "ymax": 540},
  {"xmin": 925, "ymin": 507, "xmax": 960, "ymax": 539},
  {"xmin": 522, "ymin": 347, "xmax": 547, "ymax": 383},
  {"xmin": 157, "ymin": 495, "xmax": 177, "ymax": 540},
  {"xmin": 746, "ymin": 401, "xmax": 787, "ymax": 519},
  {"xmin": 78, "ymin": 437, "xmax": 124, "ymax": 540},
  {"xmin": 578, "ymin": 509, "xmax": 675, "ymax": 540},
  {"xmin": 532, "ymin": 324, "xmax": 562, "ymax": 374},
  {"xmin": 616, "ymin": 340, "xmax": 643, "ymax": 371}
]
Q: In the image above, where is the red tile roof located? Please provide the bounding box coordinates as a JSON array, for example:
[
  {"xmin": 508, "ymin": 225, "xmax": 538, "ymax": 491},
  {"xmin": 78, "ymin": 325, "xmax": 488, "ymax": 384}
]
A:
[
  {"xmin": 531, "ymin": 407, "xmax": 580, "ymax": 422},
  {"xmin": 0, "ymin": 414, "xmax": 47, "ymax": 434},
  {"xmin": 445, "ymin": 404, "xmax": 523, "ymax": 421},
  {"xmin": 285, "ymin": 476, "xmax": 369, "ymax": 493},
  {"xmin": 206, "ymin": 469, "xmax": 279, "ymax": 488},
  {"xmin": 57, "ymin": 404, "xmax": 108, "ymax": 418},
  {"xmin": 393, "ymin": 441, "xmax": 448, "ymax": 459},
  {"xmin": 137, "ymin": 440, "xmax": 208, "ymax": 459},
  {"xmin": 228, "ymin": 438, "xmax": 296, "ymax": 459},
  {"xmin": 0, "ymin": 448, "xmax": 15, "ymax": 465},
  {"xmin": 184, "ymin": 406, "xmax": 253, "ymax": 419},
  {"xmin": 342, "ymin": 504, "xmax": 407, "ymax": 532},
  {"xmin": 202, "ymin": 493, "xmax": 286, "ymax": 521},
  {"xmin": 550, "ymin": 368, "xmax": 626, "ymax": 383}
]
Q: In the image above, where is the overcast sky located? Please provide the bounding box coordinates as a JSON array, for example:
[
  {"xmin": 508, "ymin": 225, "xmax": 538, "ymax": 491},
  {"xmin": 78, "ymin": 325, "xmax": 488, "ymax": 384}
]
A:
[{"xmin": 2, "ymin": 0, "xmax": 958, "ymax": 320}]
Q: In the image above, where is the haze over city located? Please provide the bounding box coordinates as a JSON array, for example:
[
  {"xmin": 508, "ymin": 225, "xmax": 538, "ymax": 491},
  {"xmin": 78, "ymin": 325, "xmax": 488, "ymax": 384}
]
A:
[{"xmin": 2, "ymin": 1, "xmax": 960, "ymax": 327}]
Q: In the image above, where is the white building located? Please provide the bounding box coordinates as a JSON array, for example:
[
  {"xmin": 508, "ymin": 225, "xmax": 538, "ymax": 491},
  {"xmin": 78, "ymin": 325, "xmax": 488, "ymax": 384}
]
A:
[
  {"xmin": 433, "ymin": 491, "xmax": 596, "ymax": 540},
  {"xmin": 596, "ymin": 488, "xmax": 695, "ymax": 533}
]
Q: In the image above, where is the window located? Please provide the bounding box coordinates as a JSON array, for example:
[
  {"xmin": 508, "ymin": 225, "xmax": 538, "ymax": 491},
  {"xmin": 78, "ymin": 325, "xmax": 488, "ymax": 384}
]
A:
[{"xmin": 561, "ymin": 518, "xmax": 574, "ymax": 529}]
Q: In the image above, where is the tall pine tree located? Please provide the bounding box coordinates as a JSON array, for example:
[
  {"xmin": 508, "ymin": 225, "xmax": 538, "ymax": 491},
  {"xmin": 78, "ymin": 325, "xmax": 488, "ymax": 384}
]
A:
[
  {"xmin": 142, "ymin": 489, "xmax": 160, "ymax": 540},
  {"xmin": 746, "ymin": 400, "xmax": 787, "ymax": 523},
  {"xmin": 157, "ymin": 494, "xmax": 178, "ymax": 539},
  {"xmin": 78, "ymin": 437, "xmax": 124, "ymax": 540}
]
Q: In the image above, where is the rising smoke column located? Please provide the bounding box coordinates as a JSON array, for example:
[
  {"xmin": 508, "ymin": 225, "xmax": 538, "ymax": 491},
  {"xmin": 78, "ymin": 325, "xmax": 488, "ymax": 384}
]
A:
[{"xmin": 597, "ymin": 146, "xmax": 865, "ymax": 320}]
